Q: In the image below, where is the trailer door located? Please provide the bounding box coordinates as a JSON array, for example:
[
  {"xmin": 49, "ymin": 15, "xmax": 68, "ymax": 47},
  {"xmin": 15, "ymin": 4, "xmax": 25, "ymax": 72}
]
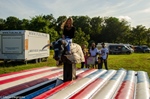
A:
[{"xmin": 2, "ymin": 35, "xmax": 23, "ymax": 54}]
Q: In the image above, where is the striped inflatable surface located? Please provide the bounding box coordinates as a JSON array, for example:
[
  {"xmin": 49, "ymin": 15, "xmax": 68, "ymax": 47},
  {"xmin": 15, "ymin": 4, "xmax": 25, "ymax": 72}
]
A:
[{"xmin": 0, "ymin": 67, "xmax": 149, "ymax": 99}]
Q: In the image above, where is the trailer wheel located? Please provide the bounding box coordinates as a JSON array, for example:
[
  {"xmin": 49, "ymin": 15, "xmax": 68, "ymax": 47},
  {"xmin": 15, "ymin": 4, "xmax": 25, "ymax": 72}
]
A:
[
  {"xmin": 25, "ymin": 61, "xmax": 28, "ymax": 64},
  {"xmin": 42, "ymin": 57, "xmax": 48, "ymax": 62},
  {"xmin": 35, "ymin": 59, "xmax": 38, "ymax": 63},
  {"xmin": 4, "ymin": 60, "xmax": 7, "ymax": 64},
  {"xmin": 45, "ymin": 57, "xmax": 48, "ymax": 61},
  {"xmin": 38, "ymin": 58, "xmax": 42, "ymax": 63}
]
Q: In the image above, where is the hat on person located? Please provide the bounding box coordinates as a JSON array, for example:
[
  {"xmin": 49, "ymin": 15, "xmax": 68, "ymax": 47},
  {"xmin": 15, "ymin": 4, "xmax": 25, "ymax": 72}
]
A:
[{"xmin": 101, "ymin": 42, "xmax": 105, "ymax": 45}]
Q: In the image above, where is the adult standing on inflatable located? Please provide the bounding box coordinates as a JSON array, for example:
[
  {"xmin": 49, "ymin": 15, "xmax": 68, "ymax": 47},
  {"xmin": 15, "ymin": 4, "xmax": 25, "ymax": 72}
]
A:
[
  {"xmin": 43, "ymin": 17, "xmax": 84, "ymax": 82},
  {"xmin": 61, "ymin": 17, "xmax": 76, "ymax": 82}
]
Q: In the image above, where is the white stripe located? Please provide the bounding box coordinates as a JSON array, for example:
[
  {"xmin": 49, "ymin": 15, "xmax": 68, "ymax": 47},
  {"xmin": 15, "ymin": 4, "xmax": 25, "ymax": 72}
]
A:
[
  {"xmin": 0, "ymin": 69, "xmax": 62, "ymax": 91},
  {"xmin": 92, "ymin": 70, "xmax": 126, "ymax": 99},
  {"xmin": 48, "ymin": 70, "xmax": 106, "ymax": 99},
  {"xmin": 136, "ymin": 82, "xmax": 150, "ymax": 99},
  {"xmin": 84, "ymin": 70, "xmax": 116, "ymax": 99},
  {"xmin": 0, "ymin": 67, "xmax": 56, "ymax": 81}
]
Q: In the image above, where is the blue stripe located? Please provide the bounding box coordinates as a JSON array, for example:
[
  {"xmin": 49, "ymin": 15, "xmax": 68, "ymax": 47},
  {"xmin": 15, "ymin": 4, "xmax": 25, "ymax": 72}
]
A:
[
  {"xmin": 86, "ymin": 69, "xmax": 105, "ymax": 78},
  {"xmin": 124, "ymin": 70, "xmax": 135, "ymax": 81},
  {"xmin": 110, "ymin": 69, "xmax": 126, "ymax": 80},
  {"xmin": 99, "ymin": 70, "xmax": 116, "ymax": 79},
  {"xmin": 22, "ymin": 83, "xmax": 55, "ymax": 99},
  {"xmin": 137, "ymin": 71, "xmax": 150, "ymax": 83}
]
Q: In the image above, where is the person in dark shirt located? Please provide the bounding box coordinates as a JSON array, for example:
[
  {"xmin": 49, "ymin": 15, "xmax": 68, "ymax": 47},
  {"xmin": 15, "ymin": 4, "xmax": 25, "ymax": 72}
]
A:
[
  {"xmin": 61, "ymin": 17, "xmax": 76, "ymax": 81},
  {"xmin": 61, "ymin": 17, "xmax": 75, "ymax": 54},
  {"xmin": 53, "ymin": 17, "xmax": 75, "ymax": 60}
]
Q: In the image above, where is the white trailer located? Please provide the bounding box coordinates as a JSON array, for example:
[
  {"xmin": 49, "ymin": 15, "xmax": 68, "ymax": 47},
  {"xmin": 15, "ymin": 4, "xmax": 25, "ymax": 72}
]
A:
[{"xmin": 0, "ymin": 30, "xmax": 50, "ymax": 64}]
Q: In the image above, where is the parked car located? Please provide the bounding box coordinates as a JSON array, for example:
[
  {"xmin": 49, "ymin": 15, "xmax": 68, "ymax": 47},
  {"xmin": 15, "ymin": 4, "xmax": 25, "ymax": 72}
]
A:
[
  {"xmin": 140, "ymin": 46, "xmax": 150, "ymax": 53},
  {"xmin": 133, "ymin": 45, "xmax": 150, "ymax": 53},
  {"xmin": 133, "ymin": 46, "xmax": 144, "ymax": 53},
  {"xmin": 124, "ymin": 44, "xmax": 134, "ymax": 53},
  {"xmin": 108, "ymin": 44, "xmax": 132, "ymax": 54}
]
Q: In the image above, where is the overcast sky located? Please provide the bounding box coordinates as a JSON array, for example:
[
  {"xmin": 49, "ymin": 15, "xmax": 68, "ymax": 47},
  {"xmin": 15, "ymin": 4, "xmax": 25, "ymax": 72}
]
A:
[{"xmin": 0, "ymin": 0, "xmax": 150, "ymax": 28}]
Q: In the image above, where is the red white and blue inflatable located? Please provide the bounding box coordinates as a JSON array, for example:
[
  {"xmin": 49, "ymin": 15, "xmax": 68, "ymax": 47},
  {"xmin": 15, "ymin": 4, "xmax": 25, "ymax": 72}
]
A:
[{"xmin": 0, "ymin": 67, "xmax": 150, "ymax": 99}]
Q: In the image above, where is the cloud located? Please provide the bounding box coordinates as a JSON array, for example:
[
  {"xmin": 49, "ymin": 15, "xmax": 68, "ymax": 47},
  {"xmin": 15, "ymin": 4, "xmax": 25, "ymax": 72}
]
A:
[
  {"xmin": 42, "ymin": 0, "xmax": 103, "ymax": 17},
  {"xmin": 0, "ymin": 0, "xmax": 38, "ymax": 19},
  {"xmin": 0, "ymin": 0, "xmax": 150, "ymax": 27},
  {"xmin": 142, "ymin": 8, "xmax": 150, "ymax": 13},
  {"xmin": 118, "ymin": 16, "xmax": 132, "ymax": 21}
]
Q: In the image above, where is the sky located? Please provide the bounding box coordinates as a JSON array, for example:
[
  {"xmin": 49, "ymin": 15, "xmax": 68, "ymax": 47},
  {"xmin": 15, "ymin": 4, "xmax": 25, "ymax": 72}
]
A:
[{"xmin": 0, "ymin": 0, "xmax": 150, "ymax": 28}]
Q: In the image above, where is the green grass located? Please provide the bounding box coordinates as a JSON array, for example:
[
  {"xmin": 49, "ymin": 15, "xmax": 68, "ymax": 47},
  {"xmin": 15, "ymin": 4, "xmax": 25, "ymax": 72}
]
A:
[
  {"xmin": 108, "ymin": 53, "xmax": 150, "ymax": 75},
  {"xmin": 0, "ymin": 52, "xmax": 150, "ymax": 77},
  {"xmin": 0, "ymin": 50, "xmax": 56, "ymax": 74}
]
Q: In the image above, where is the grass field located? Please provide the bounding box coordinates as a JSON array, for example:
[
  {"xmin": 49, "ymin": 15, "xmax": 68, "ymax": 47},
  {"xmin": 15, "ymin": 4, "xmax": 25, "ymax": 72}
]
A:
[{"xmin": 0, "ymin": 51, "xmax": 150, "ymax": 77}]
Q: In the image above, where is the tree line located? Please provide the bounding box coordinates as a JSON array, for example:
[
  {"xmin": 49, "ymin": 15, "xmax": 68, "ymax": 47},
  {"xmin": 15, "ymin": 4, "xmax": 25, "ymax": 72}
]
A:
[{"xmin": 0, "ymin": 14, "xmax": 150, "ymax": 47}]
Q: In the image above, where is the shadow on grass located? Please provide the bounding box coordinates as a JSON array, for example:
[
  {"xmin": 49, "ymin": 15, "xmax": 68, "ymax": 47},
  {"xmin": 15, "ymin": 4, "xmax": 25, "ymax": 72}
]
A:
[
  {"xmin": 0, "ymin": 61, "xmax": 24, "ymax": 67},
  {"xmin": 0, "ymin": 60, "xmax": 44, "ymax": 67}
]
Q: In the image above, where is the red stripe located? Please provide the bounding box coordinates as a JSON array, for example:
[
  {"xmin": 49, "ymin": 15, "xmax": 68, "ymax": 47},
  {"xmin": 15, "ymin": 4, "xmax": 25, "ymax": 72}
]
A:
[
  {"xmin": 0, "ymin": 68, "xmax": 61, "ymax": 85},
  {"xmin": 114, "ymin": 81, "xmax": 135, "ymax": 99},
  {"xmin": 0, "ymin": 66, "xmax": 49, "ymax": 77},
  {"xmin": 33, "ymin": 69, "xmax": 96, "ymax": 99},
  {"xmin": 0, "ymin": 71, "xmax": 63, "ymax": 96},
  {"xmin": 70, "ymin": 79, "xmax": 103, "ymax": 99},
  {"xmin": 43, "ymin": 71, "xmax": 63, "ymax": 79}
]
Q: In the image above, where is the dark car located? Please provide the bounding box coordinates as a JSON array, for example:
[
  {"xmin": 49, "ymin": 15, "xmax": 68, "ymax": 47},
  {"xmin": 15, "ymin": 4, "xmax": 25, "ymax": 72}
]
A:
[
  {"xmin": 134, "ymin": 46, "xmax": 144, "ymax": 53},
  {"xmin": 141, "ymin": 46, "xmax": 150, "ymax": 53},
  {"xmin": 134, "ymin": 46, "xmax": 150, "ymax": 53},
  {"xmin": 108, "ymin": 44, "xmax": 131, "ymax": 54}
]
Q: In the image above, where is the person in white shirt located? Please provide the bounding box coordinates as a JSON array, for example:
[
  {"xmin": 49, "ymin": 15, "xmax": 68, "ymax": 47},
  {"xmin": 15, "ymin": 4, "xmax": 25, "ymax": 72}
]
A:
[
  {"xmin": 89, "ymin": 43, "xmax": 99, "ymax": 68},
  {"xmin": 99, "ymin": 42, "xmax": 109, "ymax": 70}
]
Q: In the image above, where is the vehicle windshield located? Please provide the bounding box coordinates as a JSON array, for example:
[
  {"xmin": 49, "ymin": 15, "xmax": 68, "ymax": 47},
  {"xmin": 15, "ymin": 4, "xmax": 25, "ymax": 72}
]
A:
[
  {"xmin": 142, "ymin": 47, "xmax": 148, "ymax": 49},
  {"xmin": 125, "ymin": 46, "xmax": 130, "ymax": 49}
]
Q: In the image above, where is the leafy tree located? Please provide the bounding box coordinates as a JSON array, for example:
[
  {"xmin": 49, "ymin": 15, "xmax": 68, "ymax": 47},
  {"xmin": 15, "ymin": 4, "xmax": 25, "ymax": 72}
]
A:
[
  {"xmin": 43, "ymin": 14, "xmax": 56, "ymax": 28},
  {"xmin": 101, "ymin": 17, "xmax": 119, "ymax": 43},
  {"xmin": 146, "ymin": 28, "xmax": 150, "ymax": 46},
  {"xmin": 55, "ymin": 16, "xmax": 67, "ymax": 35},
  {"xmin": 73, "ymin": 28, "xmax": 90, "ymax": 46},
  {"xmin": 0, "ymin": 18, "xmax": 5, "ymax": 30},
  {"xmin": 20, "ymin": 19, "xmax": 30, "ymax": 30},
  {"xmin": 73, "ymin": 16, "xmax": 91, "ymax": 36},
  {"xmin": 90, "ymin": 16, "xmax": 103, "ymax": 43},
  {"xmin": 29, "ymin": 15, "xmax": 59, "ymax": 42},
  {"xmin": 29, "ymin": 15, "xmax": 48, "ymax": 31},
  {"xmin": 1, "ymin": 14, "xmax": 150, "ymax": 46},
  {"xmin": 115, "ymin": 19, "xmax": 131, "ymax": 43},
  {"xmin": 48, "ymin": 28, "xmax": 59, "ymax": 42},
  {"xmin": 131, "ymin": 25, "xmax": 147, "ymax": 45},
  {"xmin": 5, "ymin": 16, "xmax": 21, "ymax": 30},
  {"xmin": 101, "ymin": 17, "xmax": 130, "ymax": 43}
]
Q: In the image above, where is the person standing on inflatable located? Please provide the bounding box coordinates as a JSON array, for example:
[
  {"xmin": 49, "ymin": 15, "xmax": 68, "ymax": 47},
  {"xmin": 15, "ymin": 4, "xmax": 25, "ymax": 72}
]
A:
[
  {"xmin": 61, "ymin": 17, "xmax": 75, "ymax": 54},
  {"xmin": 61, "ymin": 17, "xmax": 77, "ymax": 81}
]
